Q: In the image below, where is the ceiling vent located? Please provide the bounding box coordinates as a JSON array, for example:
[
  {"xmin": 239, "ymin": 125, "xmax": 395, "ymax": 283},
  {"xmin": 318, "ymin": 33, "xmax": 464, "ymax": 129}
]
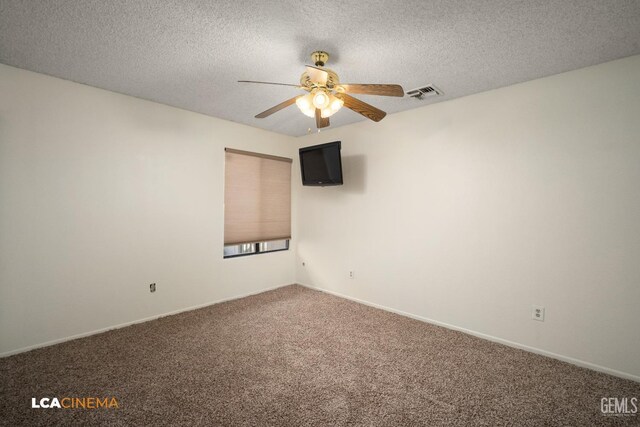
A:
[{"xmin": 406, "ymin": 84, "xmax": 443, "ymax": 100}]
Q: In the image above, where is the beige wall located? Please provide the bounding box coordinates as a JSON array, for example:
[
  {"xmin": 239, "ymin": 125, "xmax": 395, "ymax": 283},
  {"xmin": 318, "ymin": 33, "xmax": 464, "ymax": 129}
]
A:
[
  {"xmin": 295, "ymin": 55, "xmax": 640, "ymax": 380},
  {"xmin": 2, "ymin": 55, "xmax": 639, "ymax": 381},
  {"xmin": 0, "ymin": 64, "xmax": 297, "ymax": 355}
]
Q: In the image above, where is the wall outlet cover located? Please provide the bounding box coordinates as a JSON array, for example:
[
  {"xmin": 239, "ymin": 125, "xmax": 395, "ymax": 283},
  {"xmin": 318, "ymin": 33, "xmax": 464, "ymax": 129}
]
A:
[{"xmin": 532, "ymin": 305, "xmax": 545, "ymax": 321}]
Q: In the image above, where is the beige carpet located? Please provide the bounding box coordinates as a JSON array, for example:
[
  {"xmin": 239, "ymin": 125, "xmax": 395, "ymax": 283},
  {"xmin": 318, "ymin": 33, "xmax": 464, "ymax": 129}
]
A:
[{"xmin": 1, "ymin": 285, "xmax": 638, "ymax": 426}]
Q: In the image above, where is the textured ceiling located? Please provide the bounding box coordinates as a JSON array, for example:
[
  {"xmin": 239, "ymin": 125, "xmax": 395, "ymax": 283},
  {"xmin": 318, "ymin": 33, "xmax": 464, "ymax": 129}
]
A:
[{"xmin": 1, "ymin": 1, "xmax": 639, "ymax": 136}]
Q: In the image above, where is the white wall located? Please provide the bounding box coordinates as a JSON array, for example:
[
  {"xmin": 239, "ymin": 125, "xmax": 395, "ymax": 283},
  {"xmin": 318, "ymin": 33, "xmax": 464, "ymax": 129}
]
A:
[
  {"xmin": 0, "ymin": 64, "xmax": 297, "ymax": 355},
  {"xmin": 295, "ymin": 55, "xmax": 640, "ymax": 379}
]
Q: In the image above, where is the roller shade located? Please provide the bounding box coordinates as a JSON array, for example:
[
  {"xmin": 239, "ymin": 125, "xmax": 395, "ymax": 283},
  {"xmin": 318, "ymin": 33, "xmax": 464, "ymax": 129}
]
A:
[{"xmin": 224, "ymin": 148, "xmax": 292, "ymax": 245}]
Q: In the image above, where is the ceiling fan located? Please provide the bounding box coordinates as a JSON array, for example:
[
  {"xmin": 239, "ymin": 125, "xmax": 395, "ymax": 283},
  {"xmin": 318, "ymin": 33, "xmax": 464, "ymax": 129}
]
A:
[{"xmin": 239, "ymin": 51, "xmax": 405, "ymax": 129}]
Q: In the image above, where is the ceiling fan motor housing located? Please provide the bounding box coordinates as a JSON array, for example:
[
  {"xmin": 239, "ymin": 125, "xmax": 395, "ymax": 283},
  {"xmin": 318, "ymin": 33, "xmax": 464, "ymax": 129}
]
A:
[{"xmin": 300, "ymin": 69, "xmax": 340, "ymax": 89}]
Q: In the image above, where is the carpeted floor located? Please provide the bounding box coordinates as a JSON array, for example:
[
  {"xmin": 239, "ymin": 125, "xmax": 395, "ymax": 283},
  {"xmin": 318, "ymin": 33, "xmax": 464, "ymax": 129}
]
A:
[{"xmin": 1, "ymin": 285, "xmax": 638, "ymax": 426}]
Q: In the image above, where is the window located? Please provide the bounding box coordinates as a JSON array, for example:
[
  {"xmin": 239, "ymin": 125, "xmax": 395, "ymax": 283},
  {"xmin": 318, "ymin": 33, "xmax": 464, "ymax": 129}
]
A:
[
  {"xmin": 223, "ymin": 148, "xmax": 292, "ymax": 258},
  {"xmin": 223, "ymin": 240, "xmax": 289, "ymax": 258}
]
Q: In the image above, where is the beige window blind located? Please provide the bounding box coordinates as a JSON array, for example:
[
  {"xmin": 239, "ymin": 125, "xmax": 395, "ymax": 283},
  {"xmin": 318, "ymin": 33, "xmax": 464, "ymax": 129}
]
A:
[{"xmin": 224, "ymin": 148, "xmax": 292, "ymax": 245}]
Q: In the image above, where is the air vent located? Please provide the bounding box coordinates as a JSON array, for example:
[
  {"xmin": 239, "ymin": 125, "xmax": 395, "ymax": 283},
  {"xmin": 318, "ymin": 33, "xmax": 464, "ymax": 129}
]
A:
[{"xmin": 406, "ymin": 84, "xmax": 443, "ymax": 100}]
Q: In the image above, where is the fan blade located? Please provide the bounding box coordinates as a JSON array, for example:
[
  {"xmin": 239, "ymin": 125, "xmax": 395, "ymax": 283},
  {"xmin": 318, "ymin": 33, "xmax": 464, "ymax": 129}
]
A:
[
  {"xmin": 305, "ymin": 65, "xmax": 328, "ymax": 85},
  {"xmin": 315, "ymin": 108, "xmax": 330, "ymax": 128},
  {"xmin": 255, "ymin": 97, "xmax": 298, "ymax": 118},
  {"xmin": 239, "ymin": 80, "xmax": 301, "ymax": 88},
  {"xmin": 336, "ymin": 93, "xmax": 386, "ymax": 122},
  {"xmin": 338, "ymin": 84, "xmax": 404, "ymax": 97}
]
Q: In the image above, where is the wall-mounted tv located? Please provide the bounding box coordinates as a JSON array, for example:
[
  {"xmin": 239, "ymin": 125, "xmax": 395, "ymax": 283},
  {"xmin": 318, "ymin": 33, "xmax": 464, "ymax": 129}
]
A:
[{"xmin": 299, "ymin": 141, "xmax": 343, "ymax": 186}]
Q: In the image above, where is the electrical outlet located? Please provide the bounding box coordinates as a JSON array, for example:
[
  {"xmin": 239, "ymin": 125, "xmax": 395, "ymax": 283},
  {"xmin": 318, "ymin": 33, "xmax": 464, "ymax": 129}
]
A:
[
  {"xmin": 532, "ymin": 305, "xmax": 545, "ymax": 321},
  {"xmin": 349, "ymin": 271, "xmax": 354, "ymax": 279},
  {"xmin": 150, "ymin": 283, "xmax": 156, "ymax": 293}
]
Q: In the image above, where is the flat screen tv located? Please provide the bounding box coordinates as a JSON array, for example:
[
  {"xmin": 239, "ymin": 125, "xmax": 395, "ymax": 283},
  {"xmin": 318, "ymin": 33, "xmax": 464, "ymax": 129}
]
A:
[{"xmin": 299, "ymin": 141, "xmax": 343, "ymax": 186}]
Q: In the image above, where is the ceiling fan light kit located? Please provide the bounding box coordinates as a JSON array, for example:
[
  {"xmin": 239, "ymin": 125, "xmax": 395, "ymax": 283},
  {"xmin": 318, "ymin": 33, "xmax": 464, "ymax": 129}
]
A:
[
  {"xmin": 312, "ymin": 90, "xmax": 329, "ymax": 109},
  {"xmin": 321, "ymin": 95, "xmax": 344, "ymax": 118},
  {"xmin": 295, "ymin": 94, "xmax": 316, "ymax": 118},
  {"xmin": 239, "ymin": 51, "xmax": 404, "ymax": 129}
]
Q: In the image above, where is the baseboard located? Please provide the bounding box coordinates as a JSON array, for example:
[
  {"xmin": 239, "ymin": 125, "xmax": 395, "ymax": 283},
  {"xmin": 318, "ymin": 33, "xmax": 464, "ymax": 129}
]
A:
[
  {"xmin": 297, "ymin": 282, "xmax": 640, "ymax": 383},
  {"xmin": 0, "ymin": 282, "xmax": 294, "ymax": 358}
]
